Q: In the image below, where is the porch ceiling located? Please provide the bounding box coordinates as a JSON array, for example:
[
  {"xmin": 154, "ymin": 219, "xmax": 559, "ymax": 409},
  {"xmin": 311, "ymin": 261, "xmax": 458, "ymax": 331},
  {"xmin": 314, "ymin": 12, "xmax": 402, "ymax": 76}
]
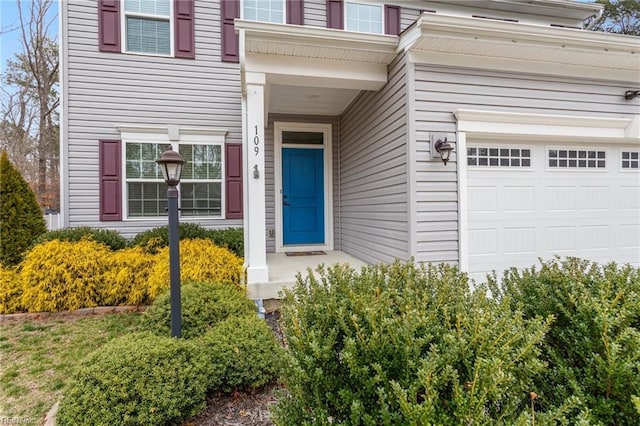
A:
[{"xmin": 401, "ymin": 13, "xmax": 640, "ymax": 79}]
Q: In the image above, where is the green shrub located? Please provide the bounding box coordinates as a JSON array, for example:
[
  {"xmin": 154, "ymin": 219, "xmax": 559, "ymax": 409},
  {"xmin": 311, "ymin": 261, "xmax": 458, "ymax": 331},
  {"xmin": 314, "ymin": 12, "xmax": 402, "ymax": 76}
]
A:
[
  {"xmin": 34, "ymin": 226, "xmax": 127, "ymax": 251},
  {"xmin": 130, "ymin": 224, "xmax": 244, "ymax": 257},
  {"xmin": 273, "ymin": 261, "xmax": 552, "ymax": 425},
  {"xmin": 198, "ymin": 316, "xmax": 283, "ymax": 392},
  {"xmin": 57, "ymin": 332, "xmax": 207, "ymax": 426},
  {"xmin": 142, "ymin": 281, "xmax": 256, "ymax": 339},
  {"xmin": 146, "ymin": 239, "xmax": 244, "ymax": 299},
  {"xmin": 20, "ymin": 239, "xmax": 111, "ymax": 312},
  {"xmin": 0, "ymin": 151, "xmax": 47, "ymax": 267},
  {"xmin": 493, "ymin": 257, "xmax": 640, "ymax": 425}
]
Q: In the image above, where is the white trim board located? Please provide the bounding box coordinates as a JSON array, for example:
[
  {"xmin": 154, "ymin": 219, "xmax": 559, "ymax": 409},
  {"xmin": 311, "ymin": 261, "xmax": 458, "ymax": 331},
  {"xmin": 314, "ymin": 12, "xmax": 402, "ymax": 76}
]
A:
[{"xmin": 274, "ymin": 122, "xmax": 334, "ymax": 253}]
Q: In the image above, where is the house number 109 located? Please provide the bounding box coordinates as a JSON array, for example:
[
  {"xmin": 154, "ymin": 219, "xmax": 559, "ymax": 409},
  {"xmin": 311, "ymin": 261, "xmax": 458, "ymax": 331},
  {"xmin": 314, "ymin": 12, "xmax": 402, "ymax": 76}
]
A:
[{"xmin": 253, "ymin": 125, "xmax": 260, "ymax": 156}]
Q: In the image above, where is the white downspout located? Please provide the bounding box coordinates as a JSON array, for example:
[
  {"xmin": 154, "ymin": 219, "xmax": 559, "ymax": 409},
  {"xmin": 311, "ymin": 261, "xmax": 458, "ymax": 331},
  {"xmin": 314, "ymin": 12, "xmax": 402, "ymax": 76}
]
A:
[{"xmin": 585, "ymin": 9, "xmax": 604, "ymax": 31}]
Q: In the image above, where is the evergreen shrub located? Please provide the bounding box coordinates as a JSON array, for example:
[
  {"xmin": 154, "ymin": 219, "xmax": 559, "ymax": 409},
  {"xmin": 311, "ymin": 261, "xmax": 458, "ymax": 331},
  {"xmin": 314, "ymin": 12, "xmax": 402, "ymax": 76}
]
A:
[
  {"xmin": 101, "ymin": 246, "xmax": 157, "ymax": 306},
  {"xmin": 57, "ymin": 332, "xmax": 208, "ymax": 426},
  {"xmin": 142, "ymin": 281, "xmax": 255, "ymax": 339},
  {"xmin": 493, "ymin": 257, "xmax": 640, "ymax": 425},
  {"xmin": 146, "ymin": 239, "xmax": 244, "ymax": 299},
  {"xmin": 273, "ymin": 261, "xmax": 553, "ymax": 425},
  {"xmin": 0, "ymin": 151, "xmax": 47, "ymax": 267},
  {"xmin": 0, "ymin": 265, "xmax": 23, "ymax": 314},
  {"xmin": 131, "ymin": 224, "xmax": 244, "ymax": 258},
  {"xmin": 198, "ymin": 315, "xmax": 283, "ymax": 392},
  {"xmin": 20, "ymin": 239, "xmax": 111, "ymax": 312},
  {"xmin": 34, "ymin": 226, "xmax": 127, "ymax": 251}
]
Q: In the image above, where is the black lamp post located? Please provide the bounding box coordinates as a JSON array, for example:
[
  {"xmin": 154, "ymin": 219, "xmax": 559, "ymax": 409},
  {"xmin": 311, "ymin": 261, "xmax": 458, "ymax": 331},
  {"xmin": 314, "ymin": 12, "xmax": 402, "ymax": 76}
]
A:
[{"xmin": 156, "ymin": 147, "xmax": 185, "ymax": 338}]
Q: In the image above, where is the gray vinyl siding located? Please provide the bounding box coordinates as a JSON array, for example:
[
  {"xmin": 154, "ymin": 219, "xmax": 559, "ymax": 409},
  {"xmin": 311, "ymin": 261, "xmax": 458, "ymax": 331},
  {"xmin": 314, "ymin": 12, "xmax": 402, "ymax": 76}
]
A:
[
  {"xmin": 64, "ymin": 0, "xmax": 242, "ymax": 238},
  {"xmin": 265, "ymin": 114, "xmax": 341, "ymax": 253},
  {"xmin": 338, "ymin": 53, "xmax": 408, "ymax": 264},
  {"xmin": 412, "ymin": 64, "xmax": 640, "ymax": 263}
]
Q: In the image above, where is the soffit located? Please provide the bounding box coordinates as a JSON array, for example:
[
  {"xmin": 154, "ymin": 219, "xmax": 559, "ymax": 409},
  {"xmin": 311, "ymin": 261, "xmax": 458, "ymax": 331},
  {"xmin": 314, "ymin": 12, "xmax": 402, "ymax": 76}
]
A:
[
  {"xmin": 437, "ymin": 0, "xmax": 601, "ymax": 21},
  {"xmin": 402, "ymin": 14, "xmax": 640, "ymax": 74}
]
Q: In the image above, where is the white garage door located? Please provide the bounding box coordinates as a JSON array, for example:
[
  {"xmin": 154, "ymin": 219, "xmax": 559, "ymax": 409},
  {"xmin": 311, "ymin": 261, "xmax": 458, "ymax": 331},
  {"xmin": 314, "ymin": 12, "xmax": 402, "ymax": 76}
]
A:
[{"xmin": 466, "ymin": 142, "xmax": 640, "ymax": 283}]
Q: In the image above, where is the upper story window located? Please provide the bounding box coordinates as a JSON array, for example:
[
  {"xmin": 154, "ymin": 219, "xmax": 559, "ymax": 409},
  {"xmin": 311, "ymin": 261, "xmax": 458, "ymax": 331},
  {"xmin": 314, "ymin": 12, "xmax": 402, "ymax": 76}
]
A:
[
  {"xmin": 345, "ymin": 1, "xmax": 383, "ymax": 34},
  {"xmin": 123, "ymin": 0, "xmax": 172, "ymax": 55},
  {"xmin": 242, "ymin": 0, "xmax": 285, "ymax": 24}
]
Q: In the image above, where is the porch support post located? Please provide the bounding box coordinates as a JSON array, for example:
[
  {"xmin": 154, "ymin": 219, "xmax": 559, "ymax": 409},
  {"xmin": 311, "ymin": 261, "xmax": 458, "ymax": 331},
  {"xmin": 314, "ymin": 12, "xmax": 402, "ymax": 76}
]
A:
[{"xmin": 244, "ymin": 71, "xmax": 269, "ymax": 284}]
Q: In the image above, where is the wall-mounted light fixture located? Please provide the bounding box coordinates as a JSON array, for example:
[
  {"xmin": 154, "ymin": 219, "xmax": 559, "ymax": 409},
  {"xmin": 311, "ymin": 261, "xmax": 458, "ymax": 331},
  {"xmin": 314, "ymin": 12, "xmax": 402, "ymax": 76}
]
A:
[
  {"xmin": 624, "ymin": 90, "xmax": 640, "ymax": 100},
  {"xmin": 430, "ymin": 133, "xmax": 454, "ymax": 166}
]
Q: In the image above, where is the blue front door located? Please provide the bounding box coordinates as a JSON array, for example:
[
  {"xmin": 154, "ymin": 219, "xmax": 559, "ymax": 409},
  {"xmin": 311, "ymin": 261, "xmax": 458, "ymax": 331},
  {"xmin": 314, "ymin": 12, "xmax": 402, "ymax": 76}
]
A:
[{"xmin": 282, "ymin": 148, "xmax": 324, "ymax": 245}]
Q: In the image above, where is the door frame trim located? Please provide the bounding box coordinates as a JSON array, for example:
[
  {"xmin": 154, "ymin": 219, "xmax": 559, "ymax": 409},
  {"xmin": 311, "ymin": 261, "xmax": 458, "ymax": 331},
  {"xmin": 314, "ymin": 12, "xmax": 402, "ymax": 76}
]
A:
[{"xmin": 274, "ymin": 121, "xmax": 334, "ymax": 253}]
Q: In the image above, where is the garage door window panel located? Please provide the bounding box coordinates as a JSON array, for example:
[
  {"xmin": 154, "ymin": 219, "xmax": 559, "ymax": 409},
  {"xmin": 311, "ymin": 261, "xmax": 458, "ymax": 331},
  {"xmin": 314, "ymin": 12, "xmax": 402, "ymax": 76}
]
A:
[
  {"xmin": 548, "ymin": 148, "xmax": 606, "ymax": 169},
  {"xmin": 621, "ymin": 150, "xmax": 639, "ymax": 170},
  {"xmin": 467, "ymin": 146, "xmax": 531, "ymax": 168}
]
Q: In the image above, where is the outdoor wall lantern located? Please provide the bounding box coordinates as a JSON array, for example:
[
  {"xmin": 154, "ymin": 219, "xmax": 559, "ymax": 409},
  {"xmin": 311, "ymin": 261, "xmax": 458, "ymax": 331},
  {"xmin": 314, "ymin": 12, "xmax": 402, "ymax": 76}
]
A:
[
  {"xmin": 430, "ymin": 134, "xmax": 454, "ymax": 166},
  {"xmin": 156, "ymin": 147, "xmax": 185, "ymax": 338}
]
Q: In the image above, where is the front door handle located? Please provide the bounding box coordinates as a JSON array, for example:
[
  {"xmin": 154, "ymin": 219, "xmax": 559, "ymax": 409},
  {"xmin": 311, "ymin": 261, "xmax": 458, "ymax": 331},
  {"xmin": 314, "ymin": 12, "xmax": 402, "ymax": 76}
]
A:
[{"xmin": 283, "ymin": 194, "xmax": 290, "ymax": 206}]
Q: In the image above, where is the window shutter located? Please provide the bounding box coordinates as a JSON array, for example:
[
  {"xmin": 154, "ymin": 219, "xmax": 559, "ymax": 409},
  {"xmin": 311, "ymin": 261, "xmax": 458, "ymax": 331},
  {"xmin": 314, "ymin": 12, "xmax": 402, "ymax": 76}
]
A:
[
  {"xmin": 174, "ymin": 0, "xmax": 195, "ymax": 58},
  {"xmin": 99, "ymin": 140, "xmax": 122, "ymax": 221},
  {"xmin": 384, "ymin": 5, "xmax": 401, "ymax": 35},
  {"xmin": 98, "ymin": 0, "xmax": 121, "ymax": 52},
  {"xmin": 287, "ymin": 0, "xmax": 304, "ymax": 25},
  {"xmin": 326, "ymin": 0, "xmax": 343, "ymax": 29},
  {"xmin": 221, "ymin": 0, "xmax": 240, "ymax": 63},
  {"xmin": 225, "ymin": 144, "xmax": 243, "ymax": 219}
]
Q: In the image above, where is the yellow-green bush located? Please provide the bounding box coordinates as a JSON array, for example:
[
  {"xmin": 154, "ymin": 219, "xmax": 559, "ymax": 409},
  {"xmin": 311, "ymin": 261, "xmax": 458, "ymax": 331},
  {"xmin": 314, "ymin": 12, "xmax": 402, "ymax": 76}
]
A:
[
  {"xmin": 147, "ymin": 239, "xmax": 244, "ymax": 299},
  {"xmin": 20, "ymin": 239, "xmax": 112, "ymax": 312},
  {"xmin": 102, "ymin": 247, "xmax": 157, "ymax": 306},
  {"xmin": 0, "ymin": 266, "xmax": 23, "ymax": 314}
]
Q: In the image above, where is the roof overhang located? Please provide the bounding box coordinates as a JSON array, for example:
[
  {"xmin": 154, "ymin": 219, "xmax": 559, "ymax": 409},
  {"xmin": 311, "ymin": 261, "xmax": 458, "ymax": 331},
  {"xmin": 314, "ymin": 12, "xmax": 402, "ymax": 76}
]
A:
[
  {"xmin": 401, "ymin": 13, "xmax": 640, "ymax": 82},
  {"xmin": 439, "ymin": 0, "xmax": 601, "ymax": 21},
  {"xmin": 237, "ymin": 19, "xmax": 398, "ymax": 91}
]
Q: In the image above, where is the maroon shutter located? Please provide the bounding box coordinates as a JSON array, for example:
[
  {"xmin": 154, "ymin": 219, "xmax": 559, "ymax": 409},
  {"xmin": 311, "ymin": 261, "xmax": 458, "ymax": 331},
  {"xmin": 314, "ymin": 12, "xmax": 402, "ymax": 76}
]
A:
[
  {"xmin": 225, "ymin": 144, "xmax": 243, "ymax": 219},
  {"xmin": 384, "ymin": 5, "xmax": 401, "ymax": 35},
  {"xmin": 98, "ymin": 0, "xmax": 121, "ymax": 52},
  {"xmin": 99, "ymin": 140, "xmax": 122, "ymax": 221},
  {"xmin": 326, "ymin": 0, "xmax": 343, "ymax": 29},
  {"xmin": 287, "ymin": 0, "xmax": 304, "ymax": 25},
  {"xmin": 174, "ymin": 0, "xmax": 195, "ymax": 58},
  {"xmin": 221, "ymin": 0, "xmax": 240, "ymax": 63}
]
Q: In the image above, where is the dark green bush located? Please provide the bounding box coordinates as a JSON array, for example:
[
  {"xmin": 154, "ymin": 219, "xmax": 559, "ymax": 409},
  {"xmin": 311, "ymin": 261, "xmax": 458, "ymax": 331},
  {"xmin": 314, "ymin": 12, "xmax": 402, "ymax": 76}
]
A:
[
  {"xmin": 198, "ymin": 315, "xmax": 284, "ymax": 393},
  {"xmin": 57, "ymin": 332, "xmax": 208, "ymax": 426},
  {"xmin": 273, "ymin": 261, "xmax": 553, "ymax": 425},
  {"xmin": 493, "ymin": 257, "xmax": 640, "ymax": 425},
  {"xmin": 142, "ymin": 281, "xmax": 256, "ymax": 339},
  {"xmin": 0, "ymin": 151, "xmax": 47, "ymax": 266},
  {"xmin": 130, "ymin": 224, "xmax": 243, "ymax": 257},
  {"xmin": 33, "ymin": 226, "xmax": 128, "ymax": 251}
]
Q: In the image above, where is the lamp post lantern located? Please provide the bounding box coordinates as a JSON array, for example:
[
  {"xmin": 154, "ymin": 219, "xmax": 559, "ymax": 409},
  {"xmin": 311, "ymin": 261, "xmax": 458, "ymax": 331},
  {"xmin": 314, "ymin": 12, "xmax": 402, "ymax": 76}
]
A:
[{"xmin": 156, "ymin": 147, "xmax": 185, "ymax": 338}]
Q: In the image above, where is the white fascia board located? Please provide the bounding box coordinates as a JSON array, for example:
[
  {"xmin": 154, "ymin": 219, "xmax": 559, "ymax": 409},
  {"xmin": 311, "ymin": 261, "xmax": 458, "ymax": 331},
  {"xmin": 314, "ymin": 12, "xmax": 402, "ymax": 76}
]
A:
[
  {"xmin": 116, "ymin": 125, "xmax": 228, "ymax": 143},
  {"xmin": 235, "ymin": 19, "xmax": 397, "ymax": 57},
  {"xmin": 454, "ymin": 109, "xmax": 639, "ymax": 142},
  {"xmin": 401, "ymin": 13, "xmax": 640, "ymax": 78},
  {"xmin": 244, "ymin": 53, "xmax": 388, "ymax": 91}
]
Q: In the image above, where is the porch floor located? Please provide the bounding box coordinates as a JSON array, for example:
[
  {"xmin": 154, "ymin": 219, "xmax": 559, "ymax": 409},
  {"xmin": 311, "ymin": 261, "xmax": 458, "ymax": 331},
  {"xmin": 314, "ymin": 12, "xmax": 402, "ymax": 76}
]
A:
[{"xmin": 247, "ymin": 250, "xmax": 369, "ymax": 300}]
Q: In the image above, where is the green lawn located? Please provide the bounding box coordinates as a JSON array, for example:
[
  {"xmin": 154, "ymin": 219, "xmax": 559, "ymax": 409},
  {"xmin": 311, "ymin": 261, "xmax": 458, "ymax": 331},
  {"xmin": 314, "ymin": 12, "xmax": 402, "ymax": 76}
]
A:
[{"xmin": 0, "ymin": 313, "xmax": 144, "ymax": 423}]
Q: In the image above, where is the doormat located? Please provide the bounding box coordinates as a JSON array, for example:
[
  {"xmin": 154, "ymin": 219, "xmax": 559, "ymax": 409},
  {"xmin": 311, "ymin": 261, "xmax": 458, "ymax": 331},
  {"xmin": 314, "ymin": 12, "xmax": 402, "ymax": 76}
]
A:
[{"xmin": 285, "ymin": 251, "xmax": 327, "ymax": 256}]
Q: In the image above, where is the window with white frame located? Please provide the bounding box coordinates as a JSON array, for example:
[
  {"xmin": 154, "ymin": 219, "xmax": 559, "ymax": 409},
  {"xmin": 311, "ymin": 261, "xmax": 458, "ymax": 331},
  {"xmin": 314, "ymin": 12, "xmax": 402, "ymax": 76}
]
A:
[
  {"xmin": 345, "ymin": 1, "xmax": 383, "ymax": 34},
  {"xmin": 124, "ymin": 138, "xmax": 224, "ymax": 218},
  {"xmin": 548, "ymin": 148, "xmax": 606, "ymax": 169},
  {"xmin": 242, "ymin": 0, "xmax": 285, "ymax": 23},
  {"xmin": 124, "ymin": 0, "xmax": 172, "ymax": 55},
  {"xmin": 621, "ymin": 150, "xmax": 639, "ymax": 170}
]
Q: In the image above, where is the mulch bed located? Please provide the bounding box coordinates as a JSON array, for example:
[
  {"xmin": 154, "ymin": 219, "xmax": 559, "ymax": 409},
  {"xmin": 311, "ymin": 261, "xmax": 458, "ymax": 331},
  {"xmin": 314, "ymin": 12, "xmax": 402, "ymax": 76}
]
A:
[{"xmin": 185, "ymin": 310, "xmax": 285, "ymax": 426}]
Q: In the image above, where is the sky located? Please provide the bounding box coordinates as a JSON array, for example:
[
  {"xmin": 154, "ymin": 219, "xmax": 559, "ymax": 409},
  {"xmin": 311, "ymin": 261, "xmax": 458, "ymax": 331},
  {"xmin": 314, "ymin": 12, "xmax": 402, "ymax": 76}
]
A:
[{"xmin": 0, "ymin": 0, "xmax": 59, "ymax": 75}]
